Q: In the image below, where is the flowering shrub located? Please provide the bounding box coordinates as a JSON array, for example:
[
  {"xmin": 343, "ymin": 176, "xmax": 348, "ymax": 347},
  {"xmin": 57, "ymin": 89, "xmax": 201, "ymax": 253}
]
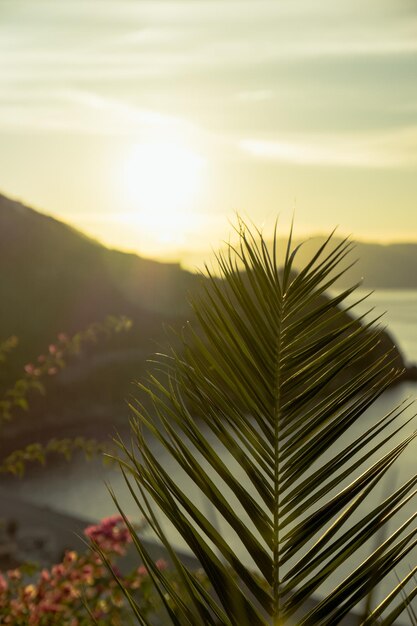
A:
[
  {"xmin": 1, "ymin": 316, "xmax": 132, "ymax": 427},
  {"xmin": 0, "ymin": 515, "xmax": 169, "ymax": 625},
  {"xmin": 0, "ymin": 315, "xmax": 132, "ymax": 476}
]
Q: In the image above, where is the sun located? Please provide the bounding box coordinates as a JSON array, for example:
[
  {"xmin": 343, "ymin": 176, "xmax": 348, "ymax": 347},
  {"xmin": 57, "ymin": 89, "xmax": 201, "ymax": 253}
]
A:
[{"xmin": 122, "ymin": 139, "xmax": 205, "ymax": 249}]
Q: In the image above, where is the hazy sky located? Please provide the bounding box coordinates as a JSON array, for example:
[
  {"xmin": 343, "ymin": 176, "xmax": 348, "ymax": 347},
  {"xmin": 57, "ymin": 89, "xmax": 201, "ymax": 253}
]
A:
[{"xmin": 1, "ymin": 0, "xmax": 417, "ymax": 261}]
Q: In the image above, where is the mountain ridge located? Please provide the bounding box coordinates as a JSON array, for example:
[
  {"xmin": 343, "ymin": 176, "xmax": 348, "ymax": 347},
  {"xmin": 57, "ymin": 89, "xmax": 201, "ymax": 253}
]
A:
[
  {"xmin": 275, "ymin": 234, "xmax": 417, "ymax": 289},
  {"xmin": 180, "ymin": 235, "xmax": 417, "ymax": 289},
  {"xmin": 0, "ymin": 192, "xmax": 199, "ymax": 354}
]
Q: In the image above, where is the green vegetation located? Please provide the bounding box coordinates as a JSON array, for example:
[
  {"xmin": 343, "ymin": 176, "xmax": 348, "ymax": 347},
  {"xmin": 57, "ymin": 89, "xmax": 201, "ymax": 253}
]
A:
[{"xmin": 107, "ymin": 221, "xmax": 417, "ymax": 624}]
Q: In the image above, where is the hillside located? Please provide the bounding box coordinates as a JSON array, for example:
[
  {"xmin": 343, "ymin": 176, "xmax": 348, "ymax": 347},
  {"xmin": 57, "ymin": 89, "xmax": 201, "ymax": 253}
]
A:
[
  {"xmin": 0, "ymin": 192, "xmax": 206, "ymax": 366},
  {"xmin": 0, "ymin": 192, "xmax": 202, "ymax": 448},
  {"xmin": 0, "ymin": 193, "xmax": 198, "ymax": 353}
]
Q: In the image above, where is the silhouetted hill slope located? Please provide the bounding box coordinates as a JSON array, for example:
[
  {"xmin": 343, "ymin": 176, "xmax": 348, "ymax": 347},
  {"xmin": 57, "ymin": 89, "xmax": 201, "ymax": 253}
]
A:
[
  {"xmin": 0, "ymin": 192, "xmax": 204, "ymax": 446},
  {"xmin": 0, "ymin": 193, "xmax": 198, "ymax": 359},
  {"xmin": 273, "ymin": 236, "xmax": 417, "ymax": 289}
]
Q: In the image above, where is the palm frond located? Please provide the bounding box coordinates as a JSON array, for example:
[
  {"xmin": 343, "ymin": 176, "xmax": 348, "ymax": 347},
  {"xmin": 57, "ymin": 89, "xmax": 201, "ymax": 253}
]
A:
[{"xmin": 110, "ymin": 222, "xmax": 417, "ymax": 625}]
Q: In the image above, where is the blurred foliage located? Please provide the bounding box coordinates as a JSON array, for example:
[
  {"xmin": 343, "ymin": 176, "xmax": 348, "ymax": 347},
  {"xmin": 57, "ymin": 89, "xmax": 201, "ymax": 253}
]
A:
[{"xmin": 0, "ymin": 316, "xmax": 131, "ymax": 476}]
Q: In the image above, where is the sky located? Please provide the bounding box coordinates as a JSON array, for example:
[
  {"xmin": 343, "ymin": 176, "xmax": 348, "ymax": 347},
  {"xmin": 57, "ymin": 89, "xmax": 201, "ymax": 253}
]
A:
[{"xmin": 1, "ymin": 0, "xmax": 416, "ymax": 263}]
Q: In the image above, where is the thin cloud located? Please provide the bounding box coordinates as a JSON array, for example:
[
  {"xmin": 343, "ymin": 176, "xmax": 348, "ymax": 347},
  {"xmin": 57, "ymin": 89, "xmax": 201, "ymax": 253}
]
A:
[
  {"xmin": 240, "ymin": 128, "xmax": 417, "ymax": 169},
  {"xmin": 236, "ymin": 90, "xmax": 274, "ymax": 102},
  {"xmin": 0, "ymin": 88, "xmax": 198, "ymax": 137}
]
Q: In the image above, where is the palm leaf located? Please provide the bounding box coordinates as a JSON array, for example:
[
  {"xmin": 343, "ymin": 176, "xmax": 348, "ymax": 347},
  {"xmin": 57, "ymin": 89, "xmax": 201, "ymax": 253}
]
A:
[{"xmin": 109, "ymin": 221, "xmax": 417, "ymax": 624}]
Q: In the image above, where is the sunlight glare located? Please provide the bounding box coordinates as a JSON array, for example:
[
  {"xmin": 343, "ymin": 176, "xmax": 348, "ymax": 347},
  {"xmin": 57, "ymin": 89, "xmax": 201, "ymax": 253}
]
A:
[{"xmin": 123, "ymin": 140, "xmax": 205, "ymax": 249}]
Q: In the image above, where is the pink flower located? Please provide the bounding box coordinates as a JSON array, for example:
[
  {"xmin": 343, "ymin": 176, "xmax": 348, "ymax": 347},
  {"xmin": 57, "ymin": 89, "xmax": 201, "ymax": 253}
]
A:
[
  {"xmin": 49, "ymin": 344, "xmax": 57, "ymax": 354},
  {"xmin": 84, "ymin": 523, "xmax": 98, "ymax": 539},
  {"xmin": 63, "ymin": 550, "xmax": 77, "ymax": 564},
  {"xmin": 48, "ymin": 367, "xmax": 58, "ymax": 376},
  {"xmin": 61, "ymin": 581, "xmax": 78, "ymax": 599},
  {"xmin": 37, "ymin": 354, "xmax": 46, "ymax": 363},
  {"xmin": 81, "ymin": 564, "xmax": 94, "ymax": 585},
  {"xmin": 137, "ymin": 565, "xmax": 148, "ymax": 577},
  {"xmin": 156, "ymin": 559, "xmax": 168, "ymax": 571},
  {"xmin": 40, "ymin": 569, "xmax": 50, "ymax": 583},
  {"xmin": 85, "ymin": 516, "xmax": 131, "ymax": 555},
  {"xmin": 24, "ymin": 363, "xmax": 34, "ymax": 375},
  {"xmin": 0, "ymin": 573, "xmax": 8, "ymax": 592},
  {"xmin": 82, "ymin": 564, "xmax": 93, "ymax": 576},
  {"xmin": 57, "ymin": 333, "xmax": 69, "ymax": 343},
  {"xmin": 51, "ymin": 563, "xmax": 65, "ymax": 578}
]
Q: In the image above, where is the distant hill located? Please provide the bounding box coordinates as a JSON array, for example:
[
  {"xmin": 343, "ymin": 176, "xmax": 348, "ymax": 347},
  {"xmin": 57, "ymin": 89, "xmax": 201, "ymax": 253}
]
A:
[
  {"xmin": 270, "ymin": 235, "xmax": 417, "ymax": 290},
  {"xmin": 182, "ymin": 235, "xmax": 417, "ymax": 290}
]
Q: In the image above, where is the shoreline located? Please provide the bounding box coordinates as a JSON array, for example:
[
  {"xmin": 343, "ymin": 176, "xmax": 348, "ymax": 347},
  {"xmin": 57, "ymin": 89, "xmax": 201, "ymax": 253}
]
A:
[{"xmin": 2, "ymin": 367, "xmax": 417, "ymax": 466}]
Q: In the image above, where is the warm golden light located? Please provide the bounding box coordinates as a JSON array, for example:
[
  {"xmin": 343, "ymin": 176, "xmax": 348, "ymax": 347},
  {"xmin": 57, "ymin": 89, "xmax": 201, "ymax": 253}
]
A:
[{"xmin": 123, "ymin": 140, "xmax": 205, "ymax": 248}]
